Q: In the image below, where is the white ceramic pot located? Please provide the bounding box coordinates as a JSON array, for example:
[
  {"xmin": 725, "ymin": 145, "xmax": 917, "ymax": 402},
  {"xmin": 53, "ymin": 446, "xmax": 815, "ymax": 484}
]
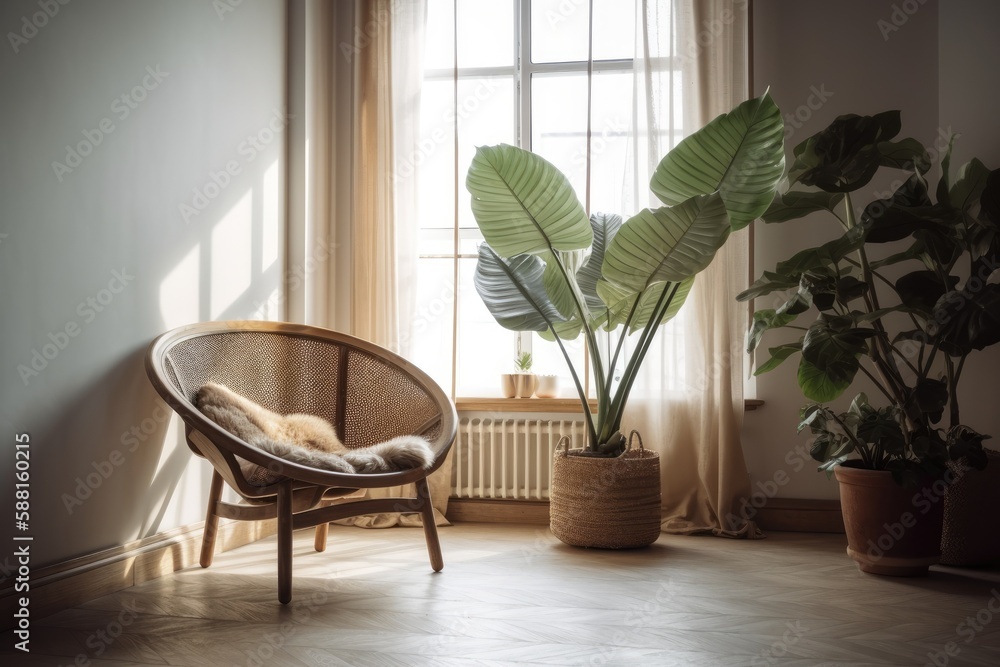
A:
[{"xmin": 535, "ymin": 374, "xmax": 559, "ymax": 398}]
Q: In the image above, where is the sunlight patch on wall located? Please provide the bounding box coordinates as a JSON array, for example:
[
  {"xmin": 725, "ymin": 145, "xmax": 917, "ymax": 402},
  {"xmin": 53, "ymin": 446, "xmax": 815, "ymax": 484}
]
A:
[
  {"xmin": 144, "ymin": 413, "xmax": 201, "ymax": 532},
  {"xmin": 159, "ymin": 243, "xmax": 200, "ymax": 329},
  {"xmin": 210, "ymin": 190, "xmax": 253, "ymax": 319},
  {"xmin": 262, "ymin": 160, "xmax": 280, "ymax": 272}
]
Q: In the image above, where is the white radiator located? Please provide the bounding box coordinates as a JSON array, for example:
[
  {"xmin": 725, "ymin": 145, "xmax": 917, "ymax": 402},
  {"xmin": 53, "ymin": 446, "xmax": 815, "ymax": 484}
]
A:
[{"xmin": 450, "ymin": 418, "xmax": 587, "ymax": 500}]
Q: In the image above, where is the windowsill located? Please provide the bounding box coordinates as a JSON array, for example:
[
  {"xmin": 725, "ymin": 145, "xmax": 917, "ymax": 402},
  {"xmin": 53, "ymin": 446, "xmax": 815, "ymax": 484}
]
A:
[{"xmin": 456, "ymin": 397, "xmax": 765, "ymax": 414}]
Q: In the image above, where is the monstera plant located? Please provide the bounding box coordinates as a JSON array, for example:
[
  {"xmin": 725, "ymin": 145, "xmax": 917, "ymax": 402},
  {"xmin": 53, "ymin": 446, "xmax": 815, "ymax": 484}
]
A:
[
  {"xmin": 466, "ymin": 92, "xmax": 785, "ymax": 458},
  {"xmin": 738, "ymin": 110, "xmax": 996, "ymax": 481}
]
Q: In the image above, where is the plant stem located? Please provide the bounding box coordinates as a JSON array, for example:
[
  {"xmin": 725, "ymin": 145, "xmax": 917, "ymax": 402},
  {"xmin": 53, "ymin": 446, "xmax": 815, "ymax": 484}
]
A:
[
  {"xmin": 551, "ymin": 250, "xmax": 607, "ymax": 448},
  {"xmin": 601, "ymin": 283, "xmax": 679, "ymax": 442}
]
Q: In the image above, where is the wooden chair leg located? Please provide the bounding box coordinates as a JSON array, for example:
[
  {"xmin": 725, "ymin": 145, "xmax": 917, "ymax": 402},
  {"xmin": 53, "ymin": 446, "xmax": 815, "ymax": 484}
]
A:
[
  {"xmin": 200, "ymin": 470, "xmax": 224, "ymax": 568},
  {"xmin": 415, "ymin": 477, "xmax": 444, "ymax": 572},
  {"xmin": 314, "ymin": 523, "xmax": 329, "ymax": 553},
  {"xmin": 277, "ymin": 481, "xmax": 293, "ymax": 604}
]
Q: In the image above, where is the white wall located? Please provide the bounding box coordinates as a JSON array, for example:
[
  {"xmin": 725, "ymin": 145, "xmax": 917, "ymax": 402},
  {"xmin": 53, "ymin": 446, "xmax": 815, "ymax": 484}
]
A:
[
  {"xmin": 746, "ymin": 0, "xmax": 1000, "ymax": 500},
  {"xmin": 0, "ymin": 0, "xmax": 286, "ymax": 567}
]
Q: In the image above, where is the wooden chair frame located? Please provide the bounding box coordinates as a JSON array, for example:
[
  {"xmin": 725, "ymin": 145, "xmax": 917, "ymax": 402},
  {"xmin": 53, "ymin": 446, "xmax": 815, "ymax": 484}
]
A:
[{"xmin": 145, "ymin": 321, "xmax": 457, "ymax": 603}]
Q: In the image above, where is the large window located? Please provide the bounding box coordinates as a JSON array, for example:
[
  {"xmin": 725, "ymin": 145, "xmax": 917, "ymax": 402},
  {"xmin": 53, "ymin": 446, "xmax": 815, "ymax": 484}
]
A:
[{"xmin": 409, "ymin": 0, "xmax": 683, "ymax": 398}]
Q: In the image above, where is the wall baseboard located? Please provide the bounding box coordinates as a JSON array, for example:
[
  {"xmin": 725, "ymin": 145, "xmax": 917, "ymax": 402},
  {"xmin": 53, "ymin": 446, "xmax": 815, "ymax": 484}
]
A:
[
  {"xmin": 447, "ymin": 497, "xmax": 846, "ymax": 534},
  {"xmin": 447, "ymin": 499, "xmax": 550, "ymax": 525},
  {"xmin": 752, "ymin": 498, "xmax": 845, "ymax": 534},
  {"xmin": 0, "ymin": 517, "xmax": 276, "ymax": 631}
]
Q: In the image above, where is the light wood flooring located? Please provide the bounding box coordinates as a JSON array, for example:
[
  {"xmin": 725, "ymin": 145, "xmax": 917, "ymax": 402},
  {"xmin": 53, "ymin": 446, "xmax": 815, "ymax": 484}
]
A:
[{"xmin": 3, "ymin": 523, "xmax": 1000, "ymax": 666}]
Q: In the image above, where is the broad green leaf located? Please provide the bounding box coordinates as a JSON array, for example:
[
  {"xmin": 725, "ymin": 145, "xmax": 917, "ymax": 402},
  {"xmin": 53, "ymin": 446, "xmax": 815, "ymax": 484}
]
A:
[
  {"xmin": 628, "ymin": 278, "xmax": 694, "ymax": 333},
  {"xmin": 541, "ymin": 251, "xmax": 579, "ymax": 319},
  {"xmin": 980, "ymin": 169, "xmax": 1000, "ymax": 225},
  {"xmin": 774, "ymin": 226, "xmax": 865, "ymax": 275},
  {"xmin": 746, "ymin": 309, "xmax": 797, "ymax": 353},
  {"xmin": 932, "ymin": 284, "xmax": 1000, "ymax": 354},
  {"xmin": 936, "ymin": 133, "xmax": 956, "ymax": 207},
  {"xmin": 762, "ymin": 190, "xmax": 845, "ymax": 223},
  {"xmin": 466, "ymin": 144, "xmax": 592, "ymax": 258},
  {"xmin": 869, "ymin": 241, "xmax": 926, "ymax": 269},
  {"xmin": 950, "ymin": 158, "xmax": 991, "ymax": 211},
  {"xmin": 877, "ymin": 138, "xmax": 931, "ymax": 173},
  {"xmin": 537, "ymin": 318, "xmax": 584, "ymax": 342},
  {"xmin": 602, "ymin": 193, "xmax": 731, "ymax": 293},
  {"xmin": 789, "ymin": 111, "xmax": 901, "ymax": 193},
  {"xmin": 473, "ymin": 244, "xmax": 564, "ymax": 332},
  {"xmin": 650, "ymin": 91, "xmax": 785, "ymax": 229},
  {"xmin": 737, "ymin": 270, "xmax": 799, "ymax": 301},
  {"xmin": 754, "ymin": 342, "xmax": 803, "ymax": 376},
  {"xmin": 862, "ymin": 173, "xmax": 934, "ymax": 243},
  {"xmin": 798, "ymin": 315, "xmax": 875, "ymax": 400},
  {"xmin": 577, "ymin": 213, "xmax": 622, "ymax": 312},
  {"xmin": 596, "ymin": 278, "xmax": 693, "ymax": 333},
  {"xmin": 798, "ymin": 356, "xmax": 853, "ymax": 402},
  {"xmin": 895, "ymin": 270, "xmax": 958, "ymax": 315}
]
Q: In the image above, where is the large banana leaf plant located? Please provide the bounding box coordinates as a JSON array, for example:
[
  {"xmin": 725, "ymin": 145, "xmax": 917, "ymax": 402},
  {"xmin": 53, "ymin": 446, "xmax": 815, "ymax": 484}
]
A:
[
  {"xmin": 737, "ymin": 110, "xmax": 996, "ymax": 481},
  {"xmin": 466, "ymin": 92, "xmax": 785, "ymax": 456}
]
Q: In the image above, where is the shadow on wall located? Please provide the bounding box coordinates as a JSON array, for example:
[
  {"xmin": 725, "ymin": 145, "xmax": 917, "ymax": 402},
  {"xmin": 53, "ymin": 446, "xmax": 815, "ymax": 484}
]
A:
[{"xmin": 0, "ymin": 0, "xmax": 297, "ymax": 568}]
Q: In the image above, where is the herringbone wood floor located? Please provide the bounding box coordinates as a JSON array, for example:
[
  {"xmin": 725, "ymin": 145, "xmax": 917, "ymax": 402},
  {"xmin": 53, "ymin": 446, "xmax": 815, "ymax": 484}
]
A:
[{"xmin": 3, "ymin": 523, "xmax": 999, "ymax": 666}]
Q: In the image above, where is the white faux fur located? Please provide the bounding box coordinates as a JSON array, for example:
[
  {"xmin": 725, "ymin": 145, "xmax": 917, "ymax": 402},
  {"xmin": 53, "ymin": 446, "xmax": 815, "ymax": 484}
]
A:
[{"xmin": 195, "ymin": 383, "xmax": 434, "ymax": 478}]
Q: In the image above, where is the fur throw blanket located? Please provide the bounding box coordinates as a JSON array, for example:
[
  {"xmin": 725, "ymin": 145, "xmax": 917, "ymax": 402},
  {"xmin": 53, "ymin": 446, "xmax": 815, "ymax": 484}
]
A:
[{"xmin": 195, "ymin": 383, "xmax": 434, "ymax": 483}]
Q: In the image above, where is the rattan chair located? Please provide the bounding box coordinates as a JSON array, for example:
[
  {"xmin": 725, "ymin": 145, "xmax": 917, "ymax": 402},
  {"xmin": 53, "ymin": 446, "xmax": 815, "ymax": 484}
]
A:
[{"xmin": 145, "ymin": 321, "xmax": 457, "ymax": 603}]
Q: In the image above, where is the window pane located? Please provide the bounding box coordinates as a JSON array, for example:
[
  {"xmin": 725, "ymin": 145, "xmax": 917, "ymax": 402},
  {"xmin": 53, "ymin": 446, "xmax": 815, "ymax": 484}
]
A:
[
  {"xmin": 589, "ymin": 72, "xmax": 634, "ymax": 215},
  {"xmin": 531, "ymin": 0, "xmax": 588, "ymax": 63},
  {"xmin": 530, "ymin": 72, "xmax": 588, "ymax": 200},
  {"xmin": 415, "ymin": 79, "xmax": 457, "ymax": 232},
  {"xmin": 593, "ymin": 0, "xmax": 636, "ymax": 61},
  {"xmin": 532, "ymin": 0, "xmax": 636, "ymax": 63},
  {"xmin": 424, "ymin": 0, "xmax": 455, "ymax": 70},
  {"xmin": 456, "ymin": 76, "xmax": 516, "ymax": 232},
  {"xmin": 409, "ymin": 258, "xmax": 456, "ymax": 393},
  {"xmin": 456, "ymin": 258, "xmax": 519, "ymax": 396},
  {"xmin": 531, "ymin": 331, "xmax": 586, "ymax": 400},
  {"xmin": 457, "ymin": 0, "xmax": 515, "ymax": 68}
]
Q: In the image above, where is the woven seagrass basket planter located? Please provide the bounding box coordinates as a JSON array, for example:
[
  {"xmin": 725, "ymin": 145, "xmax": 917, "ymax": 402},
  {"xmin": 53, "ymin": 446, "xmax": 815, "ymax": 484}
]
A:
[{"xmin": 549, "ymin": 438, "xmax": 661, "ymax": 549}]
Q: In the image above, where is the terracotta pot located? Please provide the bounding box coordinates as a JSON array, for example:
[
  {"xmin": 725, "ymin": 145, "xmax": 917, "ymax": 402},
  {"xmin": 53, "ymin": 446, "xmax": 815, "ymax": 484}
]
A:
[
  {"xmin": 550, "ymin": 447, "xmax": 661, "ymax": 549},
  {"xmin": 835, "ymin": 461, "xmax": 946, "ymax": 576}
]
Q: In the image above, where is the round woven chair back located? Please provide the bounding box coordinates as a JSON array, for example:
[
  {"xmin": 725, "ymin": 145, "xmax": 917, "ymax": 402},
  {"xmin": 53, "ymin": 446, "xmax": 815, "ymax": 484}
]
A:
[{"xmin": 156, "ymin": 325, "xmax": 444, "ymax": 449}]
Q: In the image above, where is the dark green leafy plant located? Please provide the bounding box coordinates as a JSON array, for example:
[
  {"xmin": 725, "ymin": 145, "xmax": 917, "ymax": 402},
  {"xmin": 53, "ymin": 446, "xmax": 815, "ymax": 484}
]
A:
[{"xmin": 738, "ymin": 111, "xmax": 997, "ymax": 482}]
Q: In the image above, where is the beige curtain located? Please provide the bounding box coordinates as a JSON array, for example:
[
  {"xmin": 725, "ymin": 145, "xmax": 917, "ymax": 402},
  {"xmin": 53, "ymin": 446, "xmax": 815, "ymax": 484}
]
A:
[
  {"xmin": 622, "ymin": 0, "xmax": 760, "ymax": 538},
  {"xmin": 339, "ymin": 0, "xmax": 451, "ymax": 528}
]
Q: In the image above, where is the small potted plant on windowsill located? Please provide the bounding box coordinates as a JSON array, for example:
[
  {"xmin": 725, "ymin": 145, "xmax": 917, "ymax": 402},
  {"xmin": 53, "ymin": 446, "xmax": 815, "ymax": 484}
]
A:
[
  {"xmin": 501, "ymin": 349, "xmax": 537, "ymax": 398},
  {"xmin": 467, "ymin": 91, "xmax": 785, "ymax": 548},
  {"xmin": 738, "ymin": 110, "xmax": 997, "ymax": 574}
]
